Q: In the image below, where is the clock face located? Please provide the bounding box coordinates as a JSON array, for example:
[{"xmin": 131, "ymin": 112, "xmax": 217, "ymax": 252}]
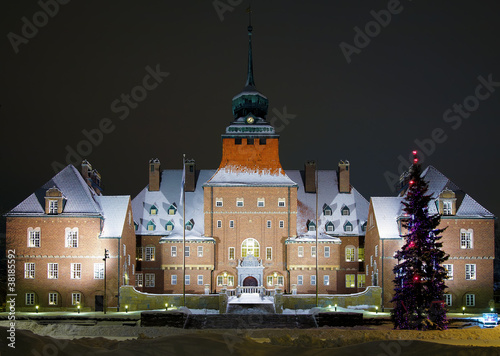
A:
[{"xmin": 246, "ymin": 116, "xmax": 255, "ymax": 124}]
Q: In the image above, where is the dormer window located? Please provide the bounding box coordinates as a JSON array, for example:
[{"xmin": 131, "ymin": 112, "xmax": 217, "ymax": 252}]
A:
[
  {"xmin": 443, "ymin": 201, "xmax": 452, "ymax": 215},
  {"xmin": 185, "ymin": 219, "xmax": 194, "ymax": 231},
  {"xmin": 307, "ymin": 221, "xmax": 316, "ymax": 232},
  {"xmin": 323, "ymin": 204, "xmax": 332, "ymax": 216},
  {"xmin": 341, "ymin": 206, "xmax": 350, "ymax": 216},
  {"xmin": 361, "ymin": 221, "xmax": 367, "ymax": 232},
  {"xmin": 344, "ymin": 221, "xmax": 353, "ymax": 232},
  {"xmin": 147, "ymin": 221, "xmax": 156, "ymax": 231},
  {"xmin": 134, "ymin": 222, "xmax": 138, "ymax": 231},
  {"xmin": 439, "ymin": 190, "xmax": 456, "ymax": 216},
  {"xmin": 150, "ymin": 205, "xmax": 158, "ymax": 215},
  {"xmin": 45, "ymin": 187, "xmax": 63, "ymax": 215},
  {"xmin": 168, "ymin": 203, "xmax": 177, "ymax": 215},
  {"xmin": 325, "ymin": 221, "xmax": 334, "ymax": 232},
  {"xmin": 49, "ymin": 200, "xmax": 58, "ymax": 214},
  {"xmin": 166, "ymin": 221, "xmax": 174, "ymax": 231}
]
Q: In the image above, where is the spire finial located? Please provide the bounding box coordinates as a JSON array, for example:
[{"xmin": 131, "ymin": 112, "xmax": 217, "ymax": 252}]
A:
[{"xmin": 245, "ymin": 5, "xmax": 255, "ymax": 87}]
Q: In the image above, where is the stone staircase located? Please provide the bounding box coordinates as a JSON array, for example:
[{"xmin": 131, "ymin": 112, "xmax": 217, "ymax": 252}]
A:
[{"xmin": 184, "ymin": 313, "xmax": 317, "ymax": 329}]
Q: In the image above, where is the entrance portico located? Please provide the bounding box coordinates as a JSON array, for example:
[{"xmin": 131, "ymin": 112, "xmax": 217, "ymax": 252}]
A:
[{"xmin": 237, "ymin": 255, "xmax": 264, "ymax": 287}]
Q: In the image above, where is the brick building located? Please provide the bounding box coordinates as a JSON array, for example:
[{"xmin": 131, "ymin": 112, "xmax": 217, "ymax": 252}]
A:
[
  {"xmin": 6, "ymin": 162, "xmax": 136, "ymax": 311},
  {"xmin": 132, "ymin": 22, "xmax": 368, "ymax": 296},
  {"xmin": 365, "ymin": 166, "xmax": 495, "ymax": 311}
]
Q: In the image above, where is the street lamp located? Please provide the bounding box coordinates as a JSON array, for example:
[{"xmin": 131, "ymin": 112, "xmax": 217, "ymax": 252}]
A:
[
  {"xmin": 77, "ymin": 304, "xmax": 80, "ymax": 314},
  {"xmin": 375, "ymin": 306, "xmax": 378, "ymax": 314},
  {"xmin": 165, "ymin": 303, "xmax": 169, "ymax": 311},
  {"xmin": 35, "ymin": 305, "xmax": 39, "ymax": 313},
  {"xmin": 462, "ymin": 306, "xmax": 465, "ymax": 315},
  {"xmin": 125, "ymin": 305, "xmax": 129, "ymax": 313},
  {"xmin": 103, "ymin": 249, "xmax": 110, "ymax": 314},
  {"xmin": 334, "ymin": 304, "xmax": 338, "ymax": 312}
]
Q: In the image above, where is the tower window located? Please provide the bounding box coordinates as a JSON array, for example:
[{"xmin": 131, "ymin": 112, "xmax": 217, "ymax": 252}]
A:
[
  {"xmin": 235, "ymin": 138, "xmax": 242, "ymax": 145},
  {"xmin": 259, "ymin": 138, "xmax": 266, "ymax": 145},
  {"xmin": 247, "ymin": 138, "xmax": 254, "ymax": 145}
]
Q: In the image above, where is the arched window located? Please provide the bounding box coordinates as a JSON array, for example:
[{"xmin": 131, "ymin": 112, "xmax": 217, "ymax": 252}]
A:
[{"xmin": 241, "ymin": 238, "xmax": 260, "ymax": 258}]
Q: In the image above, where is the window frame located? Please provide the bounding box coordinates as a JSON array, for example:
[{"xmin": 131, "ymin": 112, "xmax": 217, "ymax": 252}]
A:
[
  {"xmin": 94, "ymin": 263, "xmax": 104, "ymax": 279},
  {"xmin": 465, "ymin": 264, "xmax": 476, "ymax": 280},
  {"xmin": 266, "ymin": 247, "xmax": 272, "ymax": 260},
  {"xmin": 278, "ymin": 199, "xmax": 286, "ymax": 207},
  {"xmin": 217, "ymin": 220, "xmax": 222, "ymax": 228},
  {"xmin": 197, "ymin": 246, "xmax": 203, "ymax": 257},
  {"xmin": 345, "ymin": 246, "xmax": 355, "ymax": 262},
  {"xmin": 236, "ymin": 198, "xmax": 244, "ymax": 207},
  {"xmin": 228, "ymin": 247, "xmax": 235, "ymax": 260},
  {"xmin": 465, "ymin": 293, "xmax": 475, "ymax": 307},
  {"xmin": 145, "ymin": 273, "xmax": 155, "ymax": 287},
  {"xmin": 298, "ymin": 246, "xmax": 304, "ymax": 258},
  {"xmin": 345, "ymin": 274, "xmax": 355, "ymax": 288},
  {"xmin": 257, "ymin": 198, "xmax": 265, "ymax": 207},
  {"xmin": 65, "ymin": 228, "xmax": 79, "ymax": 248},
  {"xmin": 444, "ymin": 294, "xmax": 452, "ymax": 306},
  {"xmin": 26, "ymin": 293, "xmax": 35, "ymax": 305},
  {"xmin": 145, "ymin": 246, "xmax": 155, "ymax": 261},
  {"xmin": 297, "ymin": 275, "xmax": 303, "ymax": 285},
  {"xmin": 171, "ymin": 275, "xmax": 177, "ymax": 285},
  {"xmin": 279, "ymin": 220, "xmax": 284, "ymax": 228},
  {"xmin": 197, "ymin": 275, "xmax": 203, "ymax": 285},
  {"xmin": 28, "ymin": 228, "xmax": 41, "ymax": 248},
  {"xmin": 171, "ymin": 246, "xmax": 177, "ymax": 257},
  {"xmin": 185, "ymin": 275, "xmax": 190, "ymax": 285},
  {"xmin": 72, "ymin": 293, "xmax": 81, "ymax": 306},
  {"xmin": 357, "ymin": 274, "xmax": 366, "ymax": 288},
  {"xmin": 215, "ymin": 198, "xmax": 223, "ymax": 207},
  {"xmin": 48, "ymin": 263, "xmax": 58, "ymax": 279},
  {"xmin": 460, "ymin": 229, "xmax": 473, "ymax": 249},
  {"xmin": 48, "ymin": 292, "xmax": 58, "ymax": 305},
  {"xmin": 310, "ymin": 275, "xmax": 316, "ymax": 286},
  {"xmin": 184, "ymin": 246, "xmax": 190, "ymax": 257},
  {"xmin": 324, "ymin": 246, "xmax": 330, "ymax": 258},
  {"xmin": 25, "ymin": 262, "xmax": 35, "ymax": 279},
  {"xmin": 323, "ymin": 275, "xmax": 330, "ymax": 286},
  {"xmin": 136, "ymin": 274, "xmax": 143, "ymax": 287},
  {"xmin": 241, "ymin": 238, "xmax": 260, "ymax": 258},
  {"xmin": 443, "ymin": 264, "xmax": 453, "ymax": 280},
  {"xmin": 71, "ymin": 263, "xmax": 82, "ymax": 279}
]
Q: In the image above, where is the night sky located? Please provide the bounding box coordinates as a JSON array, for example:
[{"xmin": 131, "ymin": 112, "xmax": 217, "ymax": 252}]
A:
[{"xmin": 1, "ymin": 1, "xmax": 500, "ymax": 219}]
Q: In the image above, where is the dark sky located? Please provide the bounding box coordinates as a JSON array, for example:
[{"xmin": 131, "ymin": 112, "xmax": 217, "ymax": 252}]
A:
[{"xmin": 1, "ymin": 1, "xmax": 499, "ymax": 217}]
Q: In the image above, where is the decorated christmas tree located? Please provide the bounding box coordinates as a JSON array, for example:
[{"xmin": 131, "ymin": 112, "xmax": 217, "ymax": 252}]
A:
[{"xmin": 391, "ymin": 151, "xmax": 449, "ymax": 330}]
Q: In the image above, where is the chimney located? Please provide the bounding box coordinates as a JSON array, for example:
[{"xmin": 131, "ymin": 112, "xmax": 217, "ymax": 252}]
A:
[
  {"xmin": 304, "ymin": 160, "xmax": 316, "ymax": 193},
  {"xmin": 338, "ymin": 160, "xmax": 350, "ymax": 193},
  {"xmin": 184, "ymin": 159, "xmax": 196, "ymax": 192},
  {"xmin": 149, "ymin": 158, "xmax": 161, "ymax": 191},
  {"xmin": 81, "ymin": 160, "xmax": 91, "ymax": 180}
]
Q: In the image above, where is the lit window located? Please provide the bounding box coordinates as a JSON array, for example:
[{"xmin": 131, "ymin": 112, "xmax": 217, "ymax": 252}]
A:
[
  {"xmin": 166, "ymin": 221, "xmax": 174, "ymax": 231},
  {"xmin": 136, "ymin": 274, "xmax": 143, "ymax": 287},
  {"xmin": 229, "ymin": 220, "xmax": 234, "ymax": 228},
  {"xmin": 28, "ymin": 228, "xmax": 41, "ymax": 247},
  {"xmin": 145, "ymin": 273, "xmax": 155, "ymax": 287},
  {"xmin": 150, "ymin": 205, "xmax": 158, "ymax": 215},
  {"xmin": 25, "ymin": 263, "xmax": 35, "ymax": 279},
  {"xmin": 345, "ymin": 247, "xmax": 355, "ymax": 262},
  {"xmin": 345, "ymin": 274, "xmax": 355, "ymax": 288},
  {"xmin": 242, "ymin": 238, "xmax": 259, "ymax": 257},
  {"xmin": 341, "ymin": 206, "xmax": 350, "ymax": 216},
  {"xmin": 185, "ymin": 275, "xmax": 190, "ymax": 285},
  {"xmin": 236, "ymin": 198, "xmax": 244, "ymax": 207},
  {"xmin": 278, "ymin": 199, "xmax": 286, "ymax": 207},
  {"xmin": 443, "ymin": 264, "xmax": 453, "ymax": 280},
  {"xmin": 216, "ymin": 198, "xmax": 223, "ymax": 207},
  {"xmin": 257, "ymin": 198, "xmax": 265, "ymax": 207},
  {"xmin": 443, "ymin": 201, "xmax": 452, "ymax": 215},
  {"xmin": 465, "ymin": 264, "xmax": 476, "ymax": 280},
  {"xmin": 357, "ymin": 274, "xmax": 366, "ymax": 288},
  {"xmin": 279, "ymin": 220, "xmax": 284, "ymax": 228},
  {"xmin": 229, "ymin": 247, "xmax": 235, "ymax": 260},
  {"xmin": 171, "ymin": 246, "xmax": 177, "ymax": 257},
  {"xmin": 145, "ymin": 246, "xmax": 155, "ymax": 261},
  {"xmin": 168, "ymin": 204, "xmax": 177, "ymax": 215},
  {"xmin": 72, "ymin": 293, "xmax": 81, "ymax": 305},
  {"xmin": 66, "ymin": 228, "xmax": 78, "ymax": 248},
  {"xmin": 217, "ymin": 220, "xmax": 222, "ymax": 228},
  {"xmin": 26, "ymin": 293, "xmax": 35, "ymax": 305},
  {"xmin": 311, "ymin": 246, "xmax": 316, "ymax": 257},
  {"xmin": 49, "ymin": 292, "xmax": 58, "ymax": 305},
  {"xmin": 266, "ymin": 247, "xmax": 272, "ymax": 260},
  {"xmin": 297, "ymin": 275, "xmax": 303, "ymax": 285},
  {"xmin": 267, "ymin": 220, "xmax": 271, "ymax": 228},
  {"xmin": 49, "ymin": 200, "xmax": 58, "ymax": 214},
  {"xmin": 358, "ymin": 248, "xmax": 365, "ymax": 262},
  {"xmin": 171, "ymin": 275, "xmax": 177, "ymax": 285},
  {"xmin": 298, "ymin": 246, "xmax": 304, "ymax": 258},
  {"xmin": 136, "ymin": 247, "xmax": 143, "ymax": 261},
  {"xmin": 227, "ymin": 276, "xmax": 234, "ymax": 286},
  {"xmin": 48, "ymin": 263, "xmax": 58, "ymax": 279},
  {"xmin": 444, "ymin": 294, "xmax": 452, "ymax": 306},
  {"xmin": 267, "ymin": 276, "xmax": 273, "ymax": 286},
  {"xmin": 198, "ymin": 246, "xmax": 203, "ymax": 257},
  {"xmin": 217, "ymin": 275, "xmax": 223, "ymax": 286},
  {"xmin": 147, "ymin": 221, "xmax": 156, "ymax": 231},
  {"xmin": 185, "ymin": 246, "xmax": 190, "ymax": 257},
  {"xmin": 94, "ymin": 263, "xmax": 104, "ymax": 279},
  {"xmin": 323, "ymin": 275, "xmax": 329, "ymax": 286},
  {"xmin": 324, "ymin": 246, "xmax": 330, "ymax": 258},
  {"xmin": 197, "ymin": 275, "xmax": 203, "ymax": 285},
  {"xmin": 310, "ymin": 275, "xmax": 316, "ymax": 285},
  {"xmin": 466, "ymin": 294, "xmax": 475, "ymax": 307},
  {"xmin": 277, "ymin": 276, "xmax": 284, "ymax": 286},
  {"xmin": 460, "ymin": 229, "xmax": 473, "ymax": 249},
  {"xmin": 71, "ymin": 263, "xmax": 81, "ymax": 279},
  {"xmin": 375, "ymin": 245, "xmax": 378, "ymax": 257}
]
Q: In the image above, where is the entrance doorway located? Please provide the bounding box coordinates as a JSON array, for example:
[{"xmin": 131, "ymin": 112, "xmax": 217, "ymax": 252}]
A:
[
  {"xmin": 243, "ymin": 276, "xmax": 258, "ymax": 286},
  {"xmin": 95, "ymin": 295, "xmax": 104, "ymax": 312}
]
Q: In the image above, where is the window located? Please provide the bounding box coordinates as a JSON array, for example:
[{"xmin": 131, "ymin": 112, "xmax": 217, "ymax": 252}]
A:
[
  {"xmin": 358, "ymin": 248, "xmax": 365, "ymax": 262},
  {"xmin": 72, "ymin": 293, "xmax": 81, "ymax": 305},
  {"xmin": 297, "ymin": 275, "xmax": 303, "ymax": 285},
  {"xmin": 147, "ymin": 221, "xmax": 156, "ymax": 231},
  {"xmin": 370, "ymin": 255, "xmax": 373, "ymax": 266},
  {"xmin": 278, "ymin": 199, "xmax": 286, "ymax": 207},
  {"xmin": 28, "ymin": 228, "xmax": 41, "ymax": 247},
  {"xmin": 325, "ymin": 222, "xmax": 334, "ymax": 232},
  {"xmin": 26, "ymin": 293, "xmax": 35, "ymax": 305},
  {"xmin": 247, "ymin": 138, "xmax": 254, "ymax": 145},
  {"xmin": 217, "ymin": 220, "xmax": 222, "ymax": 228},
  {"xmin": 341, "ymin": 206, "xmax": 350, "ymax": 216},
  {"xmin": 94, "ymin": 263, "xmax": 104, "ymax": 279},
  {"xmin": 198, "ymin": 275, "xmax": 203, "ymax": 285},
  {"xmin": 66, "ymin": 228, "xmax": 78, "ymax": 248},
  {"xmin": 277, "ymin": 276, "xmax": 284, "ymax": 286},
  {"xmin": 145, "ymin": 273, "xmax": 155, "ymax": 287},
  {"xmin": 150, "ymin": 205, "xmax": 158, "ymax": 215},
  {"xmin": 465, "ymin": 264, "xmax": 476, "ymax": 280},
  {"xmin": 311, "ymin": 246, "xmax": 316, "ymax": 257},
  {"xmin": 466, "ymin": 294, "xmax": 475, "ymax": 307},
  {"xmin": 267, "ymin": 276, "xmax": 273, "ymax": 286},
  {"xmin": 236, "ymin": 198, "xmax": 244, "ymax": 207},
  {"xmin": 136, "ymin": 274, "xmax": 143, "ymax": 287},
  {"xmin": 323, "ymin": 204, "xmax": 332, "ymax": 216},
  {"xmin": 166, "ymin": 221, "xmax": 174, "ymax": 231},
  {"xmin": 185, "ymin": 246, "xmax": 190, "ymax": 257},
  {"xmin": 324, "ymin": 246, "xmax": 330, "ymax": 258},
  {"xmin": 198, "ymin": 246, "xmax": 203, "ymax": 257},
  {"xmin": 71, "ymin": 263, "xmax": 81, "ymax": 279},
  {"xmin": 310, "ymin": 275, "xmax": 316, "ymax": 285},
  {"xmin": 259, "ymin": 138, "xmax": 266, "ymax": 145},
  {"xmin": 257, "ymin": 198, "xmax": 265, "ymax": 207},
  {"xmin": 279, "ymin": 220, "xmax": 284, "ymax": 228},
  {"xmin": 229, "ymin": 247, "xmax": 235, "ymax": 260},
  {"xmin": 227, "ymin": 275, "xmax": 234, "ymax": 286},
  {"xmin": 123, "ymin": 244, "xmax": 126, "ymax": 256},
  {"xmin": 137, "ymin": 247, "xmax": 143, "ymax": 260},
  {"xmin": 25, "ymin": 263, "xmax": 35, "ymax": 279},
  {"xmin": 229, "ymin": 220, "xmax": 234, "ymax": 228},
  {"xmin": 171, "ymin": 275, "xmax": 177, "ymax": 285},
  {"xmin": 49, "ymin": 200, "xmax": 58, "ymax": 214},
  {"xmin": 185, "ymin": 275, "xmax": 190, "ymax": 285},
  {"xmin": 345, "ymin": 274, "xmax": 355, "ymax": 288},
  {"xmin": 266, "ymin": 247, "xmax": 272, "ymax": 260},
  {"xmin": 267, "ymin": 220, "xmax": 271, "ymax": 228},
  {"xmin": 308, "ymin": 221, "xmax": 316, "ymax": 232},
  {"xmin": 217, "ymin": 275, "xmax": 223, "ymax": 286},
  {"xmin": 235, "ymin": 138, "xmax": 242, "ymax": 145},
  {"xmin": 323, "ymin": 275, "xmax": 329, "ymax": 286},
  {"xmin": 168, "ymin": 204, "xmax": 177, "ymax": 215},
  {"xmin": 375, "ymin": 245, "xmax": 378, "ymax": 257},
  {"xmin": 49, "ymin": 293, "xmax": 58, "ymax": 305},
  {"xmin": 134, "ymin": 222, "xmax": 139, "ymax": 231},
  {"xmin": 298, "ymin": 246, "xmax": 304, "ymax": 258},
  {"xmin": 185, "ymin": 221, "xmax": 193, "ymax": 231},
  {"xmin": 171, "ymin": 246, "xmax": 177, "ymax": 257},
  {"xmin": 443, "ymin": 264, "xmax": 453, "ymax": 280},
  {"xmin": 345, "ymin": 247, "xmax": 355, "ymax": 262},
  {"xmin": 216, "ymin": 198, "xmax": 223, "ymax": 207},
  {"xmin": 443, "ymin": 201, "xmax": 452, "ymax": 215},
  {"xmin": 241, "ymin": 238, "xmax": 260, "ymax": 257},
  {"xmin": 145, "ymin": 246, "xmax": 155, "ymax": 261},
  {"xmin": 357, "ymin": 274, "xmax": 366, "ymax": 288},
  {"xmin": 344, "ymin": 222, "xmax": 353, "ymax": 232},
  {"xmin": 460, "ymin": 229, "xmax": 473, "ymax": 249},
  {"xmin": 48, "ymin": 263, "xmax": 58, "ymax": 279},
  {"xmin": 444, "ymin": 294, "xmax": 452, "ymax": 306}
]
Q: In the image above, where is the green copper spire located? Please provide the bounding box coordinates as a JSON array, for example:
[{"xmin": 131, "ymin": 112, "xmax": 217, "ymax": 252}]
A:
[{"xmin": 246, "ymin": 7, "xmax": 255, "ymax": 88}]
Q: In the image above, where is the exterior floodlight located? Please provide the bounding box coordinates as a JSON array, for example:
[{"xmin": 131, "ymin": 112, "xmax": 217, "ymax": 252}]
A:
[
  {"xmin": 77, "ymin": 304, "xmax": 81, "ymax": 314},
  {"xmin": 462, "ymin": 306, "xmax": 465, "ymax": 315},
  {"xmin": 125, "ymin": 305, "xmax": 129, "ymax": 313},
  {"xmin": 36, "ymin": 305, "xmax": 39, "ymax": 313},
  {"xmin": 165, "ymin": 303, "xmax": 168, "ymax": 311},
  {"xmin": 335, "ymin": 304, "xmax": 338, "ymax": 312},
  {"xmin": 376, "ymin": 306, "xmax": 379, "ymax": 314}
]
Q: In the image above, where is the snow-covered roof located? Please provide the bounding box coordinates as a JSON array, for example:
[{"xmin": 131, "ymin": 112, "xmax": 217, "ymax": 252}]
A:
[
  {"xmin": 205, "ymin": 167, "xmax": 297, "ymax": 186},
  {"xmin": 96, "ymin": 196, "xmax": 130, "ymax": 238},
  {"xmin": 287, "ymin": 232, "xmax": 342, "ymax": 244},
  {"xmin": 8, "ymin": 165, "xmax": 102, "ymax": 216},
  {"xmin": 370, "ymin": 197, "xmax": 404, "ymax": 240}
]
